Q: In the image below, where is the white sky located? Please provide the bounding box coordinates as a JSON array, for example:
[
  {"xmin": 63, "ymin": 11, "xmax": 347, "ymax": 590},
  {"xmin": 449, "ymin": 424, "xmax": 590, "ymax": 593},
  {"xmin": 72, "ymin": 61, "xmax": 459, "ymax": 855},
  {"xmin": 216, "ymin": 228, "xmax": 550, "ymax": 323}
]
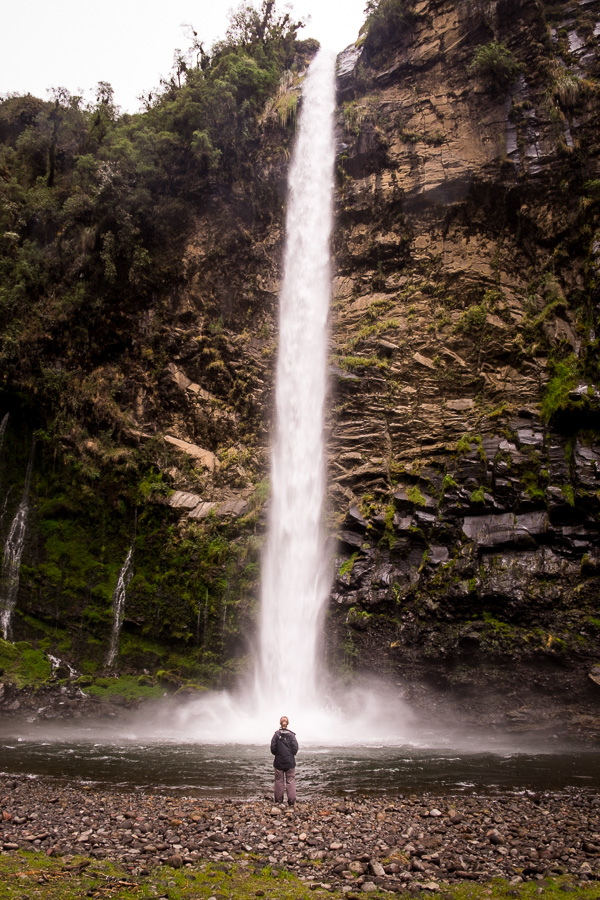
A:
[{"xmin": 1, "ymin": 0, "xmax": 367, "ymax": 113}]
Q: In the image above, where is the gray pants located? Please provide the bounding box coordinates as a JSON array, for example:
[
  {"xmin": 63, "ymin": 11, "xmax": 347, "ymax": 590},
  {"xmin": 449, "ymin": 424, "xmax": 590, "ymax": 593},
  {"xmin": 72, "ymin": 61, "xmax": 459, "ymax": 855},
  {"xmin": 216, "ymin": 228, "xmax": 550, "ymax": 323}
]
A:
[{"xmin": 274, "ymin": 767, "xmax": 296, "ymax": 803}]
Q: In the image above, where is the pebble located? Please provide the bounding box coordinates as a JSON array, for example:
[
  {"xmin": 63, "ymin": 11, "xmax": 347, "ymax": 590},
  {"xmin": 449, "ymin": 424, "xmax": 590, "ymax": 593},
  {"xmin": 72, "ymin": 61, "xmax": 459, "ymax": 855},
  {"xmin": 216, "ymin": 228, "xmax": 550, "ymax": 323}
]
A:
[{"xmin": 0, "ymin": 775, "xmax": 599, "ymax": 890}]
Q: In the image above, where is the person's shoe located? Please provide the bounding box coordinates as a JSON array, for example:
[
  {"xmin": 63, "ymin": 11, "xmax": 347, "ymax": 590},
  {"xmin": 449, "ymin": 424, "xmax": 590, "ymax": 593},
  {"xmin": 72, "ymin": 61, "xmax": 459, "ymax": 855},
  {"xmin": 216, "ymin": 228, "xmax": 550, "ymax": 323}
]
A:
[{"xmin": 288, "ymin": 800, "xmax": 295, "ymax": 806}]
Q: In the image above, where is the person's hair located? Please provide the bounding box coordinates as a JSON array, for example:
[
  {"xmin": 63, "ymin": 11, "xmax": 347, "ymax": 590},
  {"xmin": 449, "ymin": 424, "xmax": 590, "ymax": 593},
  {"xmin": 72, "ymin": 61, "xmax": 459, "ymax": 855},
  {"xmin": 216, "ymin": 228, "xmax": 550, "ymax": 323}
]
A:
[{"xmin": 280, "ymin": 716, "xmax": 288, "ymax": 726}]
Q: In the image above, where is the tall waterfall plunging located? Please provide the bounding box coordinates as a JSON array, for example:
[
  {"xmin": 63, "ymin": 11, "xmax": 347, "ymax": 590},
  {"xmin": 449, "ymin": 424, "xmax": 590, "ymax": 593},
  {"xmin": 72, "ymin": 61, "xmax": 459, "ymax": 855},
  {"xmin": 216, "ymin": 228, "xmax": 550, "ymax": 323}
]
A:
[
  {"xmin": 0, "ymin": 441, "xmax": 34, "ymax": 640},
  {"xmin": 156, "ymin": 50, "xmax": 413, "ymax": 743},
  {"xmin": 253, "ymin": 49, "xmax": 337, "ymax": 717}
]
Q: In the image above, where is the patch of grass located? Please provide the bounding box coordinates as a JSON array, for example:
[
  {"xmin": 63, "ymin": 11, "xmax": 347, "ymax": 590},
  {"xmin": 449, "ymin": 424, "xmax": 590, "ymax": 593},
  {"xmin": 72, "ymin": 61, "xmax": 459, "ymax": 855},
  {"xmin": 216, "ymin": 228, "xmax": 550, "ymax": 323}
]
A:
[
  {"xmin": 441, "ymin": 474, "xmax": 458, "ymax": 497},
  {"xmin": 561, "ymin": 483, "xmax": 575, "ymax": 506},
  {"xmin": 456, "ymin": 433, "xmax": 486, "ymax": 461},
  {"xmin": 468, "ymin": 41, "xmax": 521, "ymax": 93},
  {"xmin": 456, "ymin": 302, "xmax": 487, "ymax": 333},
  {"xmin": 0, "ymin": 854, "xmax": 321, "ymax": 900},
  {"xmin": 338, "ymin": 354, "xmax": 389, "ymax": 371},
  {"xmin": 0, "ymin": 851, "xmax": 599, "ymax": 899},
  {"xmin": 346, "ymin": 318, "xmax": 400, "ymax": 350},
  {"xmin": 381, "ymin": 502, "xmax": 397, "ymax": 549},
  {"xmin": 339, "ymin": 552, "xmax": 359, "ymax": 578},
  {"xmin": 540, "ymin": 355, "xmax": 580, "ymax": 424},
  {"xmin": 0, "ymin": 638, "xmax": 52, "ymax": 687},
  {"xmin": 83, "ymin": 674, "xmax": 166, "ymax": 701},
  {"xmin": 406, "ymin": 485, "xmax": 427, "ymax": 506}
]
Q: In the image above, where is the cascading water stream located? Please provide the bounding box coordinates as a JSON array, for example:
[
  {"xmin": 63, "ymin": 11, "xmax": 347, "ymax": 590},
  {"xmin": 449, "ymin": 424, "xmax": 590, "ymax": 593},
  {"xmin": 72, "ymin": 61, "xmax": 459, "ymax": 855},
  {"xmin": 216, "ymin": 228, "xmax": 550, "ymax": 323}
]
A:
[
  {"xmin": 253, "ymin": 49, "xmax": 337, "ymax": 718},
  {"xmin": 105, "ymin": 538, "xmax": 135, "ymax": 668},
  {"xmin": 0, "ymin": 440, "xmax": 34, "ymax": 640},
  {"xmin": 0, "ymin": 413, "xmax": 9, "ymax": 453}
]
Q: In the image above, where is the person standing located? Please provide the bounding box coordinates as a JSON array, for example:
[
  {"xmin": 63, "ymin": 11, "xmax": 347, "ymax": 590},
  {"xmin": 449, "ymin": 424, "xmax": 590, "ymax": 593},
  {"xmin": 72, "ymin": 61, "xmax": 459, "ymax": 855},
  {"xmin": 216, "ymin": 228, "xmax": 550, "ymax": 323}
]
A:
[{"xmin": 270, "ymin": 715, "xmax": 298, "ymax": 805}]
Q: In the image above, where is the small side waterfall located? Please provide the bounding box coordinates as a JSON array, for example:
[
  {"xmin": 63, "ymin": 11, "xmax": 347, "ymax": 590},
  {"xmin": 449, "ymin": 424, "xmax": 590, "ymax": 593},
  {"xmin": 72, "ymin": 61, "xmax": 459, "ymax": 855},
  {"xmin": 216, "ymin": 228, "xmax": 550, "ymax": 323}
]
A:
[
  {"xmin": 105, "ymin": 539, "xmax": 135, "ymax": 668},
  {"xmin": 0, "ymin": 413, "xmax": 8, "ymax": 453},
  {"xmin": 0, "ymin": 440, "xmax": 34, "ymax": 641},
  {"xmin": 254, "ymin": 49, "xmax": 337, "ymax": 716}
]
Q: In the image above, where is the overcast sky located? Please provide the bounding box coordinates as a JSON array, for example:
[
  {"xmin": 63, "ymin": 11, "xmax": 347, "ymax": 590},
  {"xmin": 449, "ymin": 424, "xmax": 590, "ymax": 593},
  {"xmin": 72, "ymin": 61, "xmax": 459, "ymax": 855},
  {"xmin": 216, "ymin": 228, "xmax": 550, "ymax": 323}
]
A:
[{"xmin": 1, "ymin": 0, "xmax": 367, "ymax": 113}]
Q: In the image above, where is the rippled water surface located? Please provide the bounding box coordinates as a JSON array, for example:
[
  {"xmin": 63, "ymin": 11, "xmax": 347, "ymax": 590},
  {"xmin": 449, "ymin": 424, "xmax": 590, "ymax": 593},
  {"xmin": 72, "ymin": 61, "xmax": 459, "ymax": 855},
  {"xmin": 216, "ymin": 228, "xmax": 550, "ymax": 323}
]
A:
[{"xmin": 1, "ymin": 722, "xmax": 598, "ymax": 797}]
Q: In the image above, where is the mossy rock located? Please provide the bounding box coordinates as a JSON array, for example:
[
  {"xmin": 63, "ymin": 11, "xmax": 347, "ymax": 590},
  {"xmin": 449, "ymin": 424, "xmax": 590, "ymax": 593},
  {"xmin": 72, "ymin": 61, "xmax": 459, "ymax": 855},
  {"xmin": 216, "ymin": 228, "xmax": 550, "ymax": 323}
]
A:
[
  {"xmin": 173, "ymin": 683, "xmax": 209, "ymax": 696},
  {"xmin": 84, "ymin": 675, "xmax": 164, "ymax": 701},
  {"xmin": 0, "ymin": 640, "xmax": 51, "ymax": 687},
  {"xmin": 156, "ymin": 670, "xmax": 184, "ymax": 689}
]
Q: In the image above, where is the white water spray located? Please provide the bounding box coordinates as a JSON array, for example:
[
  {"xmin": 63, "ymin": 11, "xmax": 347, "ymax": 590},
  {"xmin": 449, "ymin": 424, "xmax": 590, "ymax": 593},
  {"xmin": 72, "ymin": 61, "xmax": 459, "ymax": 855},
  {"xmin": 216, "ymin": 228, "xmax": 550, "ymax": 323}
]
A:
[
  {"xmin": 105, "ymin": 540, "xmax": 135, "ymax": 667},
  {"xmin": 253, "ymin": 49, "xmax": 337, "ymax": 717},
  {"xmin": 0, "ymin": 441, "xmax": 34, "ymax": 640}
]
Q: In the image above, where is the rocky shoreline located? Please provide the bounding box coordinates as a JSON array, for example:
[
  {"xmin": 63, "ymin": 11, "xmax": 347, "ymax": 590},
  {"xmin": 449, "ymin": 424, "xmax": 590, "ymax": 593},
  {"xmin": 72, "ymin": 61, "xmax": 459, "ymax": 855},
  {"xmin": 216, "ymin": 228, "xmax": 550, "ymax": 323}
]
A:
[{"xmin": 1, "ymin": 774, "xmax": 599, "ymax": 893}]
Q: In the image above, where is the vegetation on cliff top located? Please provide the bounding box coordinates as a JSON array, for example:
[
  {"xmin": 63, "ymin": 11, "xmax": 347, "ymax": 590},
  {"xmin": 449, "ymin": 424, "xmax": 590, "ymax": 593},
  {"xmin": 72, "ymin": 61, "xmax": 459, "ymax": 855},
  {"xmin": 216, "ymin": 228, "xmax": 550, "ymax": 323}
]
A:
[{"xmin": 0, "ymin": 1, "xmax": 307, "ymax": 439}]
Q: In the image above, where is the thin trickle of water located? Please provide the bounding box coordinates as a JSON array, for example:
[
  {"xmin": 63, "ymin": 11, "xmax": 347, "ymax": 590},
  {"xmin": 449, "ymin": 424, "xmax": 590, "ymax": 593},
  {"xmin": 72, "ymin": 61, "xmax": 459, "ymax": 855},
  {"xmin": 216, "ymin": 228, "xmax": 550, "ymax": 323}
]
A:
[
  {"xmin": 0, "ymin": 413, "xmax": 8, "ymax": 453},
  {"xmin": 47, "ymin": 653, "xmax": 78, "ymax": 679},
  {"xmin": 254, "ymin": 50, "xmax": 337, "ymax": 716},
  {"xmin": 0, "ymin": 440, "xmax": 34, "ymax": 641},
  {"xmin": 105, "ymin": 540, "xmax": 135, "ymax": 667}
]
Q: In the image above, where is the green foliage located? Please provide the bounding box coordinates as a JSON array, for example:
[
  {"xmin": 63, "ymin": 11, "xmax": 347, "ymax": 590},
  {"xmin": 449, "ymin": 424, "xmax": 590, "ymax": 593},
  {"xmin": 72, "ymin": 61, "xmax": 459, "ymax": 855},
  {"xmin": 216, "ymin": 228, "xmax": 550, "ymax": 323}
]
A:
[
  {"xmin": 345, "ymin": 318, "xmax": 400, "ymax": 351},
  {"xmin": 83, "ymin": 674, "xmax": 165, "ymax": 701},
  {"xmin": 339, "ymin": 552, "xmax": 359, "ymax": 578},
  {"xmin": 381, "ymin": 502, "xmax": 396, "ymax": 549},
  {"xmin": 468, "ymin": 41, "xmax": 521, "ymax": 93},
  {"xmin": 470, "ymin": 486, "xmax": 486, "ymax": 504},
  {"xmin": 346, "ymin": 606, "xmax": 372, "ymax": 629},
  {"xmin": 274, "ymin": 90, "xmax": 298, "ymax": 127},
  {"xmin": 361, "ymin": 0, "xmax": 415, "ymax": 60},
  {"xmin": 551, "ymin": 69, "xmax": 590, "ymax": 109},
  {"xmin": 0, "ymin": 852, "xmax": 598, "ymax": 900},
  {"xmin": 342, "ymin": 100, "xmax": 369, "ymax": 136},
  {"xmin": 522, "ymin": 466, "xmax": 546, "ymax": 501},
  {"xmin": 441, "ymin": 474, "xmax": 458, "ymax": 495},
  {"xmin": 540, "ymin": 355, "xmax": 578, "ymax": 423},
  {"xmin": 0, "ymin": 639, "xmax": 51, "ymax": 687},
  {"xmin": 338, "ymin": 354, "xmax": 389, "ymax": 371},
  {"xmin": 561, "ymin": 483, "xmax": 575, "ymax": 506},
  {"xmin": 406, "ymin": 485, "xmax": 426, "ymax": 506},
  {"xmin": 456, "ymin": 302, "xmax": 487, "ymax": 333},
  {"xmin": 456, "ymin": 433, "xmax": 484, "ymax": 459}
]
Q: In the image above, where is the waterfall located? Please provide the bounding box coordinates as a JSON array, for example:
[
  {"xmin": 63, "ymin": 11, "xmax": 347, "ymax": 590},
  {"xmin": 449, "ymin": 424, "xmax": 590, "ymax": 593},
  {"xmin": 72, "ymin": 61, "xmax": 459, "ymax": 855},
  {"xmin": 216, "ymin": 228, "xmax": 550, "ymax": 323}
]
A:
[
  {"xmin": 0, "ymin": 440, "xmax": 34, "ymax": 641},
  {"xmin": 254, "ymin": 49, "xmax": 337, "ymax": 716},
  {"xmin": 0, "ymin": 413, "xmax": 8, "ymax": 453},
  {"xmin": 105, "ymin": 539, "xmax": 135, "ymax": 668},
  {"xmin": 162, "ymin": 49, "xmax": 413, "ymax": 742}
]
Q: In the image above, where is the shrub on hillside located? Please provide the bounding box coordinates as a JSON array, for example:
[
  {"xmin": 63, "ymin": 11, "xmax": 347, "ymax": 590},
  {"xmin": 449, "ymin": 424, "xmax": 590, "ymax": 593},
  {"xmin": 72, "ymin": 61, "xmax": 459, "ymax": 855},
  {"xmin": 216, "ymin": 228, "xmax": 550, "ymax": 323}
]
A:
[{"xmin": 468, "ymin": 41, "xmax": 521, "ymax": 94}]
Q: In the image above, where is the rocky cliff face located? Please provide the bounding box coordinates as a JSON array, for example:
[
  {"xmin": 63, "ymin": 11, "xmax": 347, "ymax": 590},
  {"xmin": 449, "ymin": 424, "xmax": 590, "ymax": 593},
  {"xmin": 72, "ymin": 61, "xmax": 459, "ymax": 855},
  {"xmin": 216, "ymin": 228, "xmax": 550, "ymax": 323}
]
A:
[{"xmin": 324, "ymin": 0, "xmax": 600, "ymax": 733}]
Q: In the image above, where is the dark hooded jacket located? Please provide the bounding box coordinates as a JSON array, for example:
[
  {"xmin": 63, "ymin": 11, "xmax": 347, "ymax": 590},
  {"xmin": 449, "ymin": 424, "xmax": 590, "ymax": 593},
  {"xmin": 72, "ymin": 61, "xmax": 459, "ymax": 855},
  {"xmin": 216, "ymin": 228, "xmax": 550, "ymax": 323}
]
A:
[{"xmin": 270, "ymin": 727, "xmax": 298, "ymax": 770}]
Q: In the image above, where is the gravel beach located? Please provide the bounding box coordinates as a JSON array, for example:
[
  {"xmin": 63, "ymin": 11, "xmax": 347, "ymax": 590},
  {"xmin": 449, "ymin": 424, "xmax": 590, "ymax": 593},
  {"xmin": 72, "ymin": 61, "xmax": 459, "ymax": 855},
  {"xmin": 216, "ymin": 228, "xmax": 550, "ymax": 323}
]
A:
[{"xmin": 1, "ymin": 774, "xmax": 599, "ymax": 893}]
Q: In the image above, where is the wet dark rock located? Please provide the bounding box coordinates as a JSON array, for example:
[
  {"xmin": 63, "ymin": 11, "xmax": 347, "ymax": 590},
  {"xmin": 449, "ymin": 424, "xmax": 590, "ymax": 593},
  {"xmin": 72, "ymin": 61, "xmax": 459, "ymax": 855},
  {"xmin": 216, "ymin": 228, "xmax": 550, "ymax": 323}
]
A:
[{"xmin": 462, "ymin": 512, "xmax": 548, "ymax": 548}]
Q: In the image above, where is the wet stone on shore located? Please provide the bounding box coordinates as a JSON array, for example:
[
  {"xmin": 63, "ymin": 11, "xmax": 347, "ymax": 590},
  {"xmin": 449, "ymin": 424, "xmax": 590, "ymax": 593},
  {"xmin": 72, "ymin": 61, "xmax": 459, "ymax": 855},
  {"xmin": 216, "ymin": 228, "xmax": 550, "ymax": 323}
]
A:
[{"xmin": 1, "ymin": 775, "xmax": 599, "ymax": 892}]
